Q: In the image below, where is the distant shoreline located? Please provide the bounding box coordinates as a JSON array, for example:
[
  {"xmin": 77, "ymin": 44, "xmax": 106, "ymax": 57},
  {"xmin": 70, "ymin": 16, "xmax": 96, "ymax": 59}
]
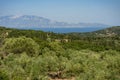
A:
[{"xmin": 16, "ymin": 27, "xmax": 107, "ymax": 33}]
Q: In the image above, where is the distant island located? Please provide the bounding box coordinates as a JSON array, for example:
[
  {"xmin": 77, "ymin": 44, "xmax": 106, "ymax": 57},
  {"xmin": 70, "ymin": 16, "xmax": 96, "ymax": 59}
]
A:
[
  {"xmin": 0, "ymin": 15, "xmax": 110, "ymax": 33},
  {"xmin": 0, "ymin": 15, "xmax": 109, "ymax": 28}
]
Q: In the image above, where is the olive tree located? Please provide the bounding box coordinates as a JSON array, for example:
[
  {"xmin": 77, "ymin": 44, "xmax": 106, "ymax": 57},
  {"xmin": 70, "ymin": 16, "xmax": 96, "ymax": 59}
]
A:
[{"xmin": 2, "ymin": 36, "xmax": 40, "ymax": 56}]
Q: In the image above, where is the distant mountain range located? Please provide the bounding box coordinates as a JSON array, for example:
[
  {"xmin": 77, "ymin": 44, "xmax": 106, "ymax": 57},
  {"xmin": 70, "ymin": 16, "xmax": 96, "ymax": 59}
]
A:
[{"xmin": 0, "ymin": 15, "xmax": 109, "ymax": 29}]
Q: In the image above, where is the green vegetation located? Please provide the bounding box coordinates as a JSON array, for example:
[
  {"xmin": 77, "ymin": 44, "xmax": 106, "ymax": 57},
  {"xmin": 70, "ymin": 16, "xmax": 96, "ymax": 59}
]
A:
[
  {"xmin": 0, "ymin": 26, "xmax": 120, "ymax": 80},
  {"xmin": 2, "ymin": 36, "xmax": 40, "ymax": 56}
]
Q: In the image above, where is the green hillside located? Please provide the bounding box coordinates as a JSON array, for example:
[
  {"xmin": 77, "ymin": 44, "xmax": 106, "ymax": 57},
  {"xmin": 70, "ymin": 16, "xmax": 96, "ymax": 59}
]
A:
[
  {"xmin": 94, "ymin": 26, "xmax": 120, "ymax": 34},
  {"xmin": 0, "ymin": 26, "xmax": 120, "ymax": 80},
  {"xmin": 93, "ymin": 26, "xmax": 120, "ymax": 37}
]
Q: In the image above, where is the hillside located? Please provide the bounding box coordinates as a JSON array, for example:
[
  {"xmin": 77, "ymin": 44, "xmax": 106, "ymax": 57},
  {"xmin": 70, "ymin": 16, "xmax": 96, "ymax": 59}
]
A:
[
  {"xmin": 0, "ymin": 26, "xmax": 120, "ymax": 80},
  {"xmin": 0, "ymin": 26, "xmax": 120, "ymax": 38},
  {"xmin": 93, "ymin": 26, "xmax": 120, "ymax": 36},
  {"xmin": 66, "ymin": 26, "xmax": 120, "ymax": 37},
  {"xmin": 0, "ymin": 26, "xmax": 120, "ymax": 51}
]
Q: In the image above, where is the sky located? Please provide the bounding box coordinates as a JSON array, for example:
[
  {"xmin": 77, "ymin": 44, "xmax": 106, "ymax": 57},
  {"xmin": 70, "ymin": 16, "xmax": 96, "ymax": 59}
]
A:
[{"xmin": 0, "ymin": 0, "xmax": 120, "ymax": 26}]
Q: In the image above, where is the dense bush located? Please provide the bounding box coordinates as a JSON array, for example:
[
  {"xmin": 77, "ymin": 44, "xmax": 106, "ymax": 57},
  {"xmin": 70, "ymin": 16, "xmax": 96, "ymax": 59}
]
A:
[
  {"xmin": 2, "ymin": 36, "xmax": 40, "ymax": 56},
  {"xmin": 0, "ymin": 27, "xmax": 120, "ymax": 80},
  {"xmin": 0, "ymin": 70, "xmax": 9, "ymax": 80},
  {"xmin": 0, "ymin": 49, "xmax": 120, "ymax": 80}
]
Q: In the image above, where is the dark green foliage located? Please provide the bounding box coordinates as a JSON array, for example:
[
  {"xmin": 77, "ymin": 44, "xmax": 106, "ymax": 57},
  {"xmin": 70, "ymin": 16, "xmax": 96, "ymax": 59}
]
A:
[
  {"xmin": 0, "ymin": 70, "xmax": 9, "ymax": 80},
  {"xmin": 0, "ymin": 26, "xmax": 120, "ymax": 52}
]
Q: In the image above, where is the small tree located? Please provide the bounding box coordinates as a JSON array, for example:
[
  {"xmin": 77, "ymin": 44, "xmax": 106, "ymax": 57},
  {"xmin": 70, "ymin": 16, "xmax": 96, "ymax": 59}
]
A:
[{"xmin": 2, "ymin": 36, "xmax": 40, "ymax": 56}]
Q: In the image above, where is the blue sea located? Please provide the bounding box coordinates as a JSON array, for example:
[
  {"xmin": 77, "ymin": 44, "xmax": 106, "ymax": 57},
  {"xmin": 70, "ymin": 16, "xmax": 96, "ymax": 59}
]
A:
[{"xmin": 31, "ymin": 27, "xmax": 106, "ymax": 33}]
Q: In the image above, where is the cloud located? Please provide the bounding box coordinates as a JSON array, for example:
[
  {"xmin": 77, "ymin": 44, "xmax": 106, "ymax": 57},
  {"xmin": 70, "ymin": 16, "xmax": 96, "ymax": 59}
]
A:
[{"xmin": 10, "ymin": 15, "xmax": 23, "ymax": 19}]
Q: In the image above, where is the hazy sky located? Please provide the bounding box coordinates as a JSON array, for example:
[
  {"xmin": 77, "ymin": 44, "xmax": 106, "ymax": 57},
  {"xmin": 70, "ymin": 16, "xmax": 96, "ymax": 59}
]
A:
[{"xmin": 0, "ymin": 0, "xmax": 120, "ymax": 26}]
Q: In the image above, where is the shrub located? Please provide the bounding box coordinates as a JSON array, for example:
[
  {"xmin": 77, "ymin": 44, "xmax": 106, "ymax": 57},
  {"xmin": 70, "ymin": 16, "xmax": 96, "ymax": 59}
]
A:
[
  {"xmin": 0, "ymin": 70, "xmax": 9, "ymax": 80},
  {"xmin": 2, "ymin": 36, "xmax": 40, "ymax": 56}
]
